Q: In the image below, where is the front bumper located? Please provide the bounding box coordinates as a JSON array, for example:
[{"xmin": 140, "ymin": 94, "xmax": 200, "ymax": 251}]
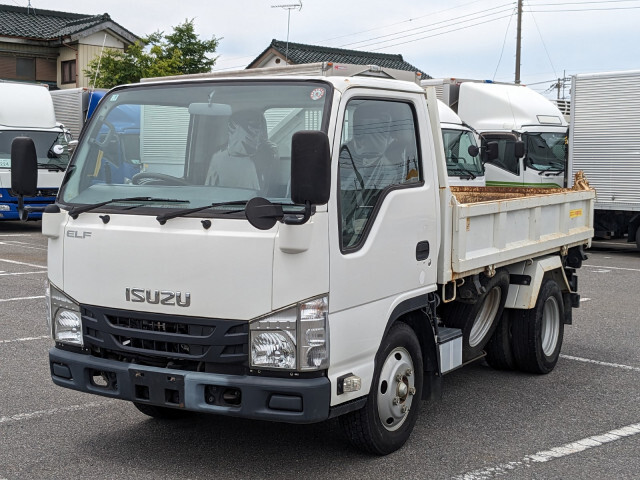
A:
[{"xmin": 50, "ymin": 347, "xmax": 331, "ymax": 424}]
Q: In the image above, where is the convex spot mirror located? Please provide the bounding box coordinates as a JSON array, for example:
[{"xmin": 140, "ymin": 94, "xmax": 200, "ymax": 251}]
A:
[
  {"xmin": 467, "ymin": 145, "xmax": 480, "ymax": 157},
  {"xmin": 52, "ymin": 145, "xmax": 65, "ymax": 156}
]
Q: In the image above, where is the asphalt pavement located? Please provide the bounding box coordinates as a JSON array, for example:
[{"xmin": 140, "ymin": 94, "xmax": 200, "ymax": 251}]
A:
[{"xmin": 0, "ymin": 221, "xmax": 638, "ymax": 479}]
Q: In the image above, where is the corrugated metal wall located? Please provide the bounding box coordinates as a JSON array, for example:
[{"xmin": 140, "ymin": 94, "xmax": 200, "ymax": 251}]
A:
[
  {"xmin": 570, "ymin": 71, "xmax": 640, "ymax": 210},
  {"xmin": 140, "ymin": 105, "xmax": 190, "ymax": 176}
]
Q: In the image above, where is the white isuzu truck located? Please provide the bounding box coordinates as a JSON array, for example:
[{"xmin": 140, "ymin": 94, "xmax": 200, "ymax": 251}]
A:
[
  {"xmin": 11, "ymin": 63, "xmax": 594, "ymax": 454},
  {"xmin": 568, "ymin": 70, "xmax": 640, "ymax": 249}
]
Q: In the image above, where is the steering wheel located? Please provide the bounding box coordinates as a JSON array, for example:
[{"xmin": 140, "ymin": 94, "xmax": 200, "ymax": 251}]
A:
[
  {"xmin": 131, "ymin": 172, "xmax": 190, "ymax": 186},
  {"xmin": 94, "ymin": 120, "xmax": 115, "ymax": 148}
]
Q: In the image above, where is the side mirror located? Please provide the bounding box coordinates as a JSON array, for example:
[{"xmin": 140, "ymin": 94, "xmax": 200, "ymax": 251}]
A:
[
  {"xmin": 514, "ymin": 140, "xmax": 525, "ymax": 158},
  {"xmin": 11, "ymin": 137, "xmax": 38, "ymax": 196},
  {"xmin": 467, "ymin": 145, "xmax": 479, "ymax": 157},
  {"xmin": 290, "ymin": 131, "xmax": 331, "ymax": 206},
  {"xmin": 485, "ymin": 141, "xmax": 499, "ymax": 161}
]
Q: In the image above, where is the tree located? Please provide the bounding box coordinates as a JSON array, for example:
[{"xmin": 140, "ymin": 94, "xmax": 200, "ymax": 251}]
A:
[{"xmin": 84, "ymin": 19, "xmax": 219, "ymax": 88}]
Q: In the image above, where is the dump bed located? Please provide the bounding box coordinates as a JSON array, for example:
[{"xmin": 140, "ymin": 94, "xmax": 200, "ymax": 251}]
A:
[{"xmin": 438, "ymin": 183, "xmax": 595, "ymax": 282}]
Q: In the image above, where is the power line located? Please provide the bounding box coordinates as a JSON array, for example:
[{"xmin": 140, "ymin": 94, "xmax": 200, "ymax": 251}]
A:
[
  {"xmin": 369, "ymin": 14, "xmax": 515, "ymax": 51},
  {"xmin": 339, "ymin": 4, "xmax": 515, "ymax": 49},
  {"xmin": 493, "ymin": 7, "xmax": 517, "ymax": 81},
  {"xmin": 525, "ymin": 1, "xmax": 557, "ymax": 79},
  {"xmin": 527, "ymin": 5, "xmax": 640, "ymax": 10},
  {"xmin": 317, "ymin": 0, "xmax": 491, "ymax": 45},
  {"xmin": 345, "ymin": 7, "xmax": 516, "ymax": 51},
  {"xmin": 527, "ymin": 0, "xmax": 640, "ymax": 5}
]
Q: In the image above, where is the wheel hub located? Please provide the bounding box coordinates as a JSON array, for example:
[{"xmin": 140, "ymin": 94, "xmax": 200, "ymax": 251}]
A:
[{"xmin": 377, "ymin": 347, "xmax": 416, "ymax": 432}]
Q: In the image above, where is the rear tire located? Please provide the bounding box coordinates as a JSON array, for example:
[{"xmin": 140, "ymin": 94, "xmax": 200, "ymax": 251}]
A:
[
  {"xmin": 447, "ymin": 270, "xmax": 509, "ymax": 361},
  {"xmin": 133, "ymin": 402, "xmax": 192, "ymax": 420},
  {"xmin": 339, "ymin": 322, "xmax": 423, "ymax": 455},
  {"xmin": 512, "ymin": 278, "xmax": 564, "ymax": 374},
  {"xmin": 484, "ymin": 309, "xmax": 516, "ymax": 370}
]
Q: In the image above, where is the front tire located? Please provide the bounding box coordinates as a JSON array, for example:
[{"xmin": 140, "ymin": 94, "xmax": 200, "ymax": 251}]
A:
[
  {"xmin": 512, "ymin": 278, "xmax": 565, "ymax": 374},
  {"xmin": 339, "ymin": 322, "xmax": 423, "ymax": 455}
]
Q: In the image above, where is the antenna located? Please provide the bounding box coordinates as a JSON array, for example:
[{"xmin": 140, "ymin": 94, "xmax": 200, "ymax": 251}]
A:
[{"xmin": 271, "ymin": 1, "xmax": 302, "ymax": 65}]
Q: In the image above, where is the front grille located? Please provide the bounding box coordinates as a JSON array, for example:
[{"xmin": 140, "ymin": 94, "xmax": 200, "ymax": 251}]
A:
[
  {"xmin": 9, "ymin": 188, "xmax": 58, "ymax": 198},
  {"xmin": 82, "ymin": 305, "xmax": 248, "ymax": 370}
]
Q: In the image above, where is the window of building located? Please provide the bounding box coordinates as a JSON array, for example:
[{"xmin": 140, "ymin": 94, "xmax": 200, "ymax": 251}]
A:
[
  {"xmin": 61, "ymin": 60, "xmax": 76, "ymax": 85},
  {"xmin": 16, "ymin": 57, "xmax": 35, "ymax": 80}
]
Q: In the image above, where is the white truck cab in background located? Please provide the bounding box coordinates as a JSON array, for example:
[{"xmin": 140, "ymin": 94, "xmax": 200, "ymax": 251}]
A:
[
  {"xmin": 0, "ymin": 81, "xmax": 70, "ymax": 220},
  {"xmin": 11, "ymin": 63, "xmax": 594, "ymax": 455},
  {"xmin": 437, "ymin": 100, "xmax": 484, "ymax": 186},
  {"xmin": 458, "ymin": 82, "xmax": 569, "ymax": 188},
  {"xmin": 426, "ymin": 78, "xmax": 569, "ymax": 188}
]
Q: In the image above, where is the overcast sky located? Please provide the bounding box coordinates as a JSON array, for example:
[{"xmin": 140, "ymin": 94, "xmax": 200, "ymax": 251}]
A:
[{"xmin": 23, "ymin": 0, "xmax": 640, "ymax": 98}]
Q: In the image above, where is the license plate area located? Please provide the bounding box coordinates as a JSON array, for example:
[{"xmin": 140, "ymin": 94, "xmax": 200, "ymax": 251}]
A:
[{"xmin": 130, "ymin": 369, "xmax": 185, "ymax": 407}]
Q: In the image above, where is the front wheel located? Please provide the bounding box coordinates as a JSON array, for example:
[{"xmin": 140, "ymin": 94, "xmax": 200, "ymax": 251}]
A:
[
  {"xmin": 512, "ymin": 278, "xmax": 565, "ymax": 374},
  {"xmin": 339, "ymin": 322, "xmax": 423, "ymax": 455}
]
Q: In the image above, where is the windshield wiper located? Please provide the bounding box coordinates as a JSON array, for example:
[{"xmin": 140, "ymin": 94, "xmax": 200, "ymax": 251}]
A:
[
  {"xmin": 38, "ymin": 163, "xmax": 65, "ymax": 172},
  {"xmin": 69, "ymin": 197, "xmax": 188, "ymax": 219},
  {"xmin": 156, "ymin": 200, "xmax": 249, "ymax": 225},
  {"xmin": 452, "ymin": 165, "xmax": 477, "ymax": 180}
]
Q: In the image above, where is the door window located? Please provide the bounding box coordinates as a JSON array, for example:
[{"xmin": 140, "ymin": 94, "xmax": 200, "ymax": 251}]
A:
[{"xmin": 339, "ymin": 99, "xmax": 420, "ymax": 249}]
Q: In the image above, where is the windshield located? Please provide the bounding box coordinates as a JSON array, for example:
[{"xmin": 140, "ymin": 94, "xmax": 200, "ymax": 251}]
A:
[
  {"xmin": 59, "ymin": 81, "xmax": 331, "ymax": 213},
  {"xmin": 523, "ymin": 131, "xmax": 567, "ymax": 171},
  {"xmin": 442, "ymin": 128, "xmax": 483, "ymax": 177},
  {"xmin": 0, "ymin": 130, "xmax": 70, "ymax": 169}
]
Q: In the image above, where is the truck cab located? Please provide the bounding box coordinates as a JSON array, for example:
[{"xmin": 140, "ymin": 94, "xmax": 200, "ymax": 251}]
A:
[
  {"xmin": 0, "ymin": 82, "xmax": 70, "ymax": 220},
  {"xmin": 437, "ymin": 100, "xmax": 484, "ymax": 186},
  {"xmin": 458, "ymin": 82, "xmax": 568, "ymax": 188}
]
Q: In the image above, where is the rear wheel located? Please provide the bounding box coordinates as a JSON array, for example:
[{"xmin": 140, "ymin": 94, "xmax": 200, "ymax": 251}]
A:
[
  {"xmin": 484, "ymin": 309, "xmax": 516, "ymax": 370},
  {"xmin": 133, "ymin": 402, "xmax": 192, "ymax": 420},
  {"xmin": 447, "ymin": 270, "xmax": 509, "ymax": 361},
  {"xmin": 512, "ymin": 278, "xmax": 564, "ymax": 374},
  {"xmin": 339, "ymin": 322, "xmax": 423, "ymax": 455}
]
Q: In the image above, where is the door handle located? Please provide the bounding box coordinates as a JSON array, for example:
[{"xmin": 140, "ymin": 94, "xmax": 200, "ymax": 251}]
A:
[{"xmin": 416, "ymin": 241, "xmax": 430, "ymax": 261}]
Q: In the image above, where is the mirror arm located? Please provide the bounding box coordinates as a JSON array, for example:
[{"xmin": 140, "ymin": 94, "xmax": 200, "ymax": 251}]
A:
[{"xmin": 282, "ymin": 201, "xmax": 313, "ymax": 226}]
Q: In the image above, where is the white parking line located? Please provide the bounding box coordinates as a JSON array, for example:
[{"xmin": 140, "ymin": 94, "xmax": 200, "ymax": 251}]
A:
[
  {"xmin": 0, "ymin": 402, "xmax": 109, "ymax": 425},
  {"xmin": 0, "ymin": 241, "xmax": 47, "ymax": 251},
  {"xmin": 0, "ymin": 335, "xmax": 49, "ymax": 345},
  {"xmin": 0, "ymin": 295, "xmax": 45, "ymax": 303},
  {"xmin": 0, "ymin": 271, "xmax": 47, "ymax": 277},
  {"xmin": 454, "ymin": 422, "xmax": 640, "ymax": 479},
  {"xmin": 584, "ymin": 264, "xmax": 640, "ymax": 273},
  {"xmin": 0, "ymin": 258, "xmax": 46, "ymax": 269},
  {"xmin": 561, "ymin": 354, "xmax": 640, "ymax": 373}
]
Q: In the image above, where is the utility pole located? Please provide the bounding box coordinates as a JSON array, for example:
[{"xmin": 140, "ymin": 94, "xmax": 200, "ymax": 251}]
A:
[{"xmin": 515, "ymin": 0, "xmax": 523, "ymax": 84}]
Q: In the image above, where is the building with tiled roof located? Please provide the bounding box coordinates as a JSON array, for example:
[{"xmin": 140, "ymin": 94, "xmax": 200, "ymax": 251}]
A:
[
  {"xmin": 0, "ymin": 4, "xmax": 138, "ymax": 89},
  {"xmin": 248, "ymin": 39, "xmax": 429, "ymax": 78}
]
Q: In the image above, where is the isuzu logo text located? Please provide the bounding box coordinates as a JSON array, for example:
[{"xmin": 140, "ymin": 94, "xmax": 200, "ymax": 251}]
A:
[{"xmin": 125, "ymin": 288, "xmax": 191, "ymax": 307}]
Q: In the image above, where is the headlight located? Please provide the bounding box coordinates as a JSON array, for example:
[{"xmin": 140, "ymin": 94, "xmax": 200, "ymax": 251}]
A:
[
  {"xmin": 49, "ymin": 283, "xmax": 83, "ymax": 346},
  {"xmin": 250, "ymin": 296, "xmax": 329, "ymax": 371}
]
